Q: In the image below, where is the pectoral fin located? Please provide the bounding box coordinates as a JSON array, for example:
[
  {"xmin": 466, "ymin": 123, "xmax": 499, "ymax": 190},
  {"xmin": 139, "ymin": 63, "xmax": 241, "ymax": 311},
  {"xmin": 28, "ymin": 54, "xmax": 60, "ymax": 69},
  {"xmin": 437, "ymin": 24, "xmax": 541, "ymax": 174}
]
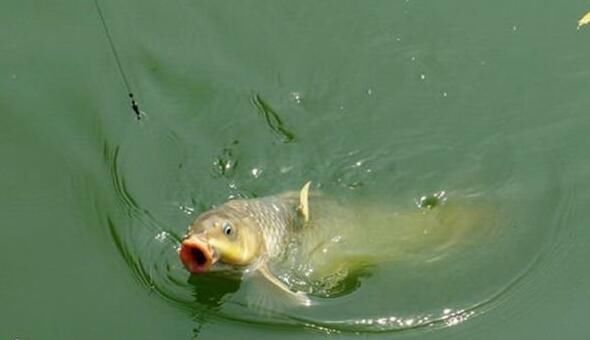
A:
[
  {"xmin": 258, "ymin": 264, "xmax": 312, "ymax": 306},
  {"xmin": 297, "ymin": 181, "xmax": 311, "ymax": 223},
  {"xmin": 578, "ymin": 11, "xmax": 590, "ymax": 29}
]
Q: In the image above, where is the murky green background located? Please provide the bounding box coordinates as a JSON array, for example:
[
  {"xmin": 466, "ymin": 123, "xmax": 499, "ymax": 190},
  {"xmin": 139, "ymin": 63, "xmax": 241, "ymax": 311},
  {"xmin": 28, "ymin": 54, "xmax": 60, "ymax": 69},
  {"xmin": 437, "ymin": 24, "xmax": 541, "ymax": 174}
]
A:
[{"xmin": 2, "ymin": 0, "xmax": 590, "ymax": 338}]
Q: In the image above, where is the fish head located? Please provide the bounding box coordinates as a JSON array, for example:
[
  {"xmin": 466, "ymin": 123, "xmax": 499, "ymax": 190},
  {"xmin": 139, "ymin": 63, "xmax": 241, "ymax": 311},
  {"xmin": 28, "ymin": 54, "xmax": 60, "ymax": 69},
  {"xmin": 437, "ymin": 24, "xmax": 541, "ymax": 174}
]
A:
[{"xmin": 180, "ymin": 207, "xmax": 263, "ymax": 274}]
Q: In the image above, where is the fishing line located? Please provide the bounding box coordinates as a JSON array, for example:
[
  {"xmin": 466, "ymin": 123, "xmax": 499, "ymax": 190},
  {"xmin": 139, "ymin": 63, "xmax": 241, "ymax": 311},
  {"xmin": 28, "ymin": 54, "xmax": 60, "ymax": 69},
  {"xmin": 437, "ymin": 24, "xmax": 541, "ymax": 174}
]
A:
[{"xmin": 94, "ymin": 0, "xmax": 142, "ymax": 120}]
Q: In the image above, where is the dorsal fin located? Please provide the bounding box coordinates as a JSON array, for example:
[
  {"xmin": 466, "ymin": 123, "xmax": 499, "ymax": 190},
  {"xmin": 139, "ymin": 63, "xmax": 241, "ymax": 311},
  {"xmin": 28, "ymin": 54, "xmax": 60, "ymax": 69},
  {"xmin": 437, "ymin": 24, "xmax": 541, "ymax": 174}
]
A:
[{"xmin": 297, "ymin": 181, "xmax": 311, "ymax": 223}]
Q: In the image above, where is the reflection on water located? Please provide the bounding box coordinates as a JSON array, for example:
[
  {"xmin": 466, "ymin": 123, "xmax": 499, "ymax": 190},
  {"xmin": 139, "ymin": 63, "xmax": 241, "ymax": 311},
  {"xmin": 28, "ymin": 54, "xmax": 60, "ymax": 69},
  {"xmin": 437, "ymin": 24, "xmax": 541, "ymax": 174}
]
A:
[{"xmin": 187, "ymin": 274, "xmax": 241, "ymax": 309}]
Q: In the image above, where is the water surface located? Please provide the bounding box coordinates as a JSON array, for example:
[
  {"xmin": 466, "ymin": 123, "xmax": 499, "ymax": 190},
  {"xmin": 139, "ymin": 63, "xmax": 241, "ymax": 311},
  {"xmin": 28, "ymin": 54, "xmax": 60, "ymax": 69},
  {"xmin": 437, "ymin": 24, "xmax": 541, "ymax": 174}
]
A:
[{"xmin": 2, "ymin": 0, "xmax": 590, "ymax": 338}]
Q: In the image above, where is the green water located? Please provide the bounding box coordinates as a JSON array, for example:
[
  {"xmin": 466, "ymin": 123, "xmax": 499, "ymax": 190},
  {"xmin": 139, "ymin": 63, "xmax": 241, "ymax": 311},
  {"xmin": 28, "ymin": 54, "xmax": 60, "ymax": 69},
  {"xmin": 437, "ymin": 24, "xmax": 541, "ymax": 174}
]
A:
[{"xmin": 2, "ymin": 0, "xmax": 590, "ymax": 338}]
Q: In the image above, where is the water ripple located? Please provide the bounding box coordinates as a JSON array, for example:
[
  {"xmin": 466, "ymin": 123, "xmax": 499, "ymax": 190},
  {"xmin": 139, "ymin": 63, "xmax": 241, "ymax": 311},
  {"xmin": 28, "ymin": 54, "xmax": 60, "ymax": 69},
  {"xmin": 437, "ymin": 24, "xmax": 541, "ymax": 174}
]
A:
[
  {"xmin": 251, "ymin": 93, "xmax": 295, "ymax": 143},
  {"xmin": 103, "ymin": 123, "xmax": 566, "ymax": 334}
]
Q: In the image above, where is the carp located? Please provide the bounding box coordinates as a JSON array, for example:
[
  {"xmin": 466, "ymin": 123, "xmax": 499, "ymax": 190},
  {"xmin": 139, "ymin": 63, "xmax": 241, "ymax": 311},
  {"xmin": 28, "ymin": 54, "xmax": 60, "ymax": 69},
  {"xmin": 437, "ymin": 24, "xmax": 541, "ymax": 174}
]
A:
[{"xmin": 179, "ymin": 182, "xmax": 487, "ymax": 306}]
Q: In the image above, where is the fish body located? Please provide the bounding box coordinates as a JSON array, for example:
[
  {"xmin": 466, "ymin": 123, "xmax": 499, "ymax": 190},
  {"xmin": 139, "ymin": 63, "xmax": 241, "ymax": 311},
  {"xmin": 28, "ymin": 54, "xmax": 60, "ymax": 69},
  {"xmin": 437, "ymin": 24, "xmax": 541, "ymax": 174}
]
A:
[{"xmin": 180, "ymin": 182, "xmax": 490, "ymax": 304}]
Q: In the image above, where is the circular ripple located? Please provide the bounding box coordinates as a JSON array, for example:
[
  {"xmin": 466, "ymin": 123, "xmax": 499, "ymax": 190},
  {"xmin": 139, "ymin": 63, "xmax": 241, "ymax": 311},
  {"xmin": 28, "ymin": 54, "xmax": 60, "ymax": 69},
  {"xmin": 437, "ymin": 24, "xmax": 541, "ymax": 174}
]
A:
[{"xmin": 103, "ymin": 121, "xmax": 564, "ymax": 334}]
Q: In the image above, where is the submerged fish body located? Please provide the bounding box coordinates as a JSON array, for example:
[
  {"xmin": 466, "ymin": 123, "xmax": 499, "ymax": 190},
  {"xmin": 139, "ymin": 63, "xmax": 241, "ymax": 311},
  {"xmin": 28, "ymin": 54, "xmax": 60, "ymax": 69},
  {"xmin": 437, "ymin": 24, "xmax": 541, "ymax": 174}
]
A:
[{"xmin": 180, "ymin": 182, "xmax": 489, "ymax": 304}]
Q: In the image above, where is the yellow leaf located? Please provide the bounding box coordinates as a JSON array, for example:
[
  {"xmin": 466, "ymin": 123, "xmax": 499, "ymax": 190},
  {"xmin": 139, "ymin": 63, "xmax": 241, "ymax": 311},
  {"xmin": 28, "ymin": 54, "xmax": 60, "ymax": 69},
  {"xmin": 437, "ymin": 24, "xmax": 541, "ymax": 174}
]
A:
[{"xmin": 578, "ymin": 11, "xmax": 590, "ymax": 30}]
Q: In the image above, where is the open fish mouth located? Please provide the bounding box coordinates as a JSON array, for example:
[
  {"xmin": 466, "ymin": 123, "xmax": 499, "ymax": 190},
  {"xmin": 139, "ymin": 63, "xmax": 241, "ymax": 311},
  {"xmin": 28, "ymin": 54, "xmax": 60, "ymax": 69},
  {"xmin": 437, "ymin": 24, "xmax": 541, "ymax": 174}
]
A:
[{"xmin": 179, "ymin": 236, "xmax": 217, "ymax": 273}]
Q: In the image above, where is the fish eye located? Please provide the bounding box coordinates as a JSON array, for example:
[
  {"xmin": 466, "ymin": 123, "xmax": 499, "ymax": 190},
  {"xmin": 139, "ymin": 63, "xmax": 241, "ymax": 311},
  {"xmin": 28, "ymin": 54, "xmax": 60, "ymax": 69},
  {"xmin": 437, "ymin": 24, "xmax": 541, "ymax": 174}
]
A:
[{"xmin": 222, "ymin": 222, "xmax": 234, "ymax": 237}]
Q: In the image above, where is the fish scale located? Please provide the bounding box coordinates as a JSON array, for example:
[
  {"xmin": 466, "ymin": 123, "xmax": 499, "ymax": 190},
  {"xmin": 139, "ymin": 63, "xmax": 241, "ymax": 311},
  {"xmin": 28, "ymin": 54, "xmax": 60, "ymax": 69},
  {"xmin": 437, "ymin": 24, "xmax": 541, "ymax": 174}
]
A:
[{"xmin": 243, "ymin": 196, "xmax": 299, "ymax": 258}]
